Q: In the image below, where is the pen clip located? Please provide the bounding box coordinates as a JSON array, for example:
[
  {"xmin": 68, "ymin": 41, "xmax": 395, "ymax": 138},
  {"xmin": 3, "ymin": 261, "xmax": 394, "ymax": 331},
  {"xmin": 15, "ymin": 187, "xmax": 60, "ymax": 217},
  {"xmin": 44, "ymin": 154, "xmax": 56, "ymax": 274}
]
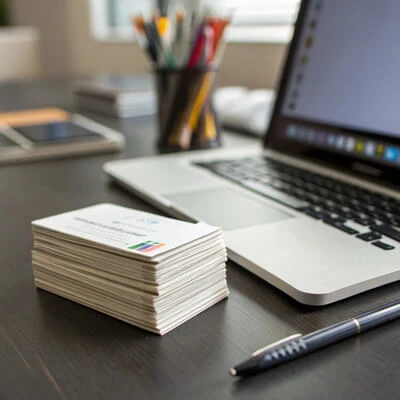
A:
[{"xmin": 252, "ymin": 334, "xmax": 303, "ymax": 356}]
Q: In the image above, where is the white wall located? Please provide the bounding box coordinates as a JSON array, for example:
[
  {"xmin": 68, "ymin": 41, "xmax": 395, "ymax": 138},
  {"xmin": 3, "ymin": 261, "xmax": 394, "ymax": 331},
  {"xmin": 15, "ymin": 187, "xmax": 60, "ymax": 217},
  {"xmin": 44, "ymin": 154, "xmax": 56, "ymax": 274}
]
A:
[
  {"xmin": 0, "ymin": 27, "xmax": 40, "ymax": 81},
  {"xmin": 10, "ymin": 0, "xmax": 71, "ymax": 77}
]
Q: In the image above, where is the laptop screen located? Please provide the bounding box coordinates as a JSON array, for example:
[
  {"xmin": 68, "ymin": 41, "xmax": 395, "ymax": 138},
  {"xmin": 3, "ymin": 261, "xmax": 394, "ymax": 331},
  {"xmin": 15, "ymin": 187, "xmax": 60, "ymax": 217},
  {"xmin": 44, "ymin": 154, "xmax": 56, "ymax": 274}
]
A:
[{"xmin": 266, "ymin": 0, "xmax": 400, "ymax": 181}]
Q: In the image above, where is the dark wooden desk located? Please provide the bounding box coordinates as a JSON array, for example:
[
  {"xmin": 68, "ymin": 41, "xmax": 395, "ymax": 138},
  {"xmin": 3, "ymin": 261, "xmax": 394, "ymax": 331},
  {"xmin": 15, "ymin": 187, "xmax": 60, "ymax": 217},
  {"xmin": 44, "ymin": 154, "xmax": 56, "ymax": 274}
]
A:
[{"xmin": 1, "ymin": 78, "xmax": 400, "ymax": 400}]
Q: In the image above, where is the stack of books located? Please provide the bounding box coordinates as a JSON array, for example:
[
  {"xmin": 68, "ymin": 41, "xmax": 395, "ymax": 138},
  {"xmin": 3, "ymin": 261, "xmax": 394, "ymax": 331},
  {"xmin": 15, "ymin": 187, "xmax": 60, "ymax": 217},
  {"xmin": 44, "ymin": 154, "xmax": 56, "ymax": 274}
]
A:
[
  {"xmin": 31, "ymin": 204, "xmax": 228, "ymax": 335},
  {"xmin": 73, "ymin": 74, "xmax": 157, "ymax": 118}
]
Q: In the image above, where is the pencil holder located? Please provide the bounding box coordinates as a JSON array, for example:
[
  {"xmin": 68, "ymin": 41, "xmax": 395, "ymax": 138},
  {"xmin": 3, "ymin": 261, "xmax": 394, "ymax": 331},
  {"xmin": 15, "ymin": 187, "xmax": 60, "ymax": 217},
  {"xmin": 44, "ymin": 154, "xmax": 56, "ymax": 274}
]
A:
[{"xmin": 154, "ymin": 67, "xmax": 222, "ymax": 153}]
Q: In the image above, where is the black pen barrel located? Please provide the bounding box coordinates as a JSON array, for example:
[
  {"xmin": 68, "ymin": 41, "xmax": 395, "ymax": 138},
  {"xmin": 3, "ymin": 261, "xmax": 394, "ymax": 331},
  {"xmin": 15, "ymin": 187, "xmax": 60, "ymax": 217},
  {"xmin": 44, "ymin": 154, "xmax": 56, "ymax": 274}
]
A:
[
  {"xmin": 303, "ymin": 320, "xmax": 358, "ymax": 352},
  {"xmin": 304, "ymin": 302, "xmax": 400, "ymax": 351},
  {"xmin": 357, "ymin": 301, "xmax": 400, "ymax": 332}
]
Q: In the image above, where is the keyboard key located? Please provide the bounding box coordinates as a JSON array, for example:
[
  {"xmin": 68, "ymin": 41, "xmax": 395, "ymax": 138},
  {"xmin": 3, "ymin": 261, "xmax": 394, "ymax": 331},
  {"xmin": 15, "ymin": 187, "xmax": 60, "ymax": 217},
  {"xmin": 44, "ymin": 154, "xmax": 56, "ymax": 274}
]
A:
[
  {"xmin": 356, "ymin": 231, "xmax": 382, "ymax": 242},
  {"xmin": 393, "ymin": 219, "xmax": 400, "ymax": 227},
  {"xmin": 323, "ymin": 218, "xmax": 359, "ymax": 234},
  {"xmin": 304, "ymin": 209, "xmax": 323, "ymax": 219},
  {"xmin": 303, "ymin": 206, "xmax": 331, "ymax": 220},
  {"xmin": 355, "ymin": 212, "xmax": 370, "ymax": 220},
  {"xmin": 352, "ymin": 218, "xmax": 370, "ymax": 226},
  {"xmin": 372, "ymin": 241, "xmax": 395, "ymax": 250},
  {"xmin": 258, "ymin": 175, "xmax": 273, "ymax": 184},
  {"xmin": 384, "ymin": 212, "xmax": 395, "ymax": 219},
  {"xmin": 243, "ymin": 180, "xmax": 309, "ymax": 209},
  {"xmin": 270, "ymin": 180, "xmax": 286, "ymax": 190},
  {"xmin": 306, "ymin": 193, "xmax": 323, "ymax": 204},
  {"xmin": 322, "ymin": 200, "xmax": 338, "ymax": 210},
  {"xmin": 370, "ymin": 224, "xmax": 400, "ymax": 243},
  {"xmin": 333, "ymin": 207, "xmax": 356, "ymax": 219}
]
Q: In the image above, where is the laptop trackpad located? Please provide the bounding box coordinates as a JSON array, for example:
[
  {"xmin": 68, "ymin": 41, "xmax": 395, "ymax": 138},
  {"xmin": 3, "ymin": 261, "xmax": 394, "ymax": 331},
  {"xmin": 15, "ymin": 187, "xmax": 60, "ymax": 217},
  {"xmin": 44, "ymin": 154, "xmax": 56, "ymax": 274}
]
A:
[{"xmin": 164, "ymin": 187, "xmax": 292, "ymax": 230}]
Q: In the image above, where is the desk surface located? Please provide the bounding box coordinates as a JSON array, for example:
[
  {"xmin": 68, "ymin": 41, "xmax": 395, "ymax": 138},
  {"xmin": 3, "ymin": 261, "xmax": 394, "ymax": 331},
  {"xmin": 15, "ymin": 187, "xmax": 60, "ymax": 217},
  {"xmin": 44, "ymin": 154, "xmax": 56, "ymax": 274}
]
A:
[{"xmin": 1, "ymin": 78, "xmax": 400, "ymax": 400}]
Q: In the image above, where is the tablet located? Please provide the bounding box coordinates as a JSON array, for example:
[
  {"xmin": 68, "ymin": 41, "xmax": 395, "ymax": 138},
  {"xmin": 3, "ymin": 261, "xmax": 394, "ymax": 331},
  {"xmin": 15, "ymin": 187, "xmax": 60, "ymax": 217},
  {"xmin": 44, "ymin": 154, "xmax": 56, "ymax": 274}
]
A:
[{"xmin": 0, "ymin": 108, "xmax": 125, "ymax": 164}]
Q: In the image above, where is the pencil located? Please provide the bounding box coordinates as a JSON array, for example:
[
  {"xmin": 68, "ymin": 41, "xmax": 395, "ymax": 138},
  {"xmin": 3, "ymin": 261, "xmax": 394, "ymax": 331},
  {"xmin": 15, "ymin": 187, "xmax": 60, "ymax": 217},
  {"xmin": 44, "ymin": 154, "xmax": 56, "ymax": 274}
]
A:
[
  {"xmin": 205, "ymin": 108, "xmax": 217, "ymax": 140},
  {"xmin": 188, "ymin": 71, "xmax": 214, "ymax": 131}
]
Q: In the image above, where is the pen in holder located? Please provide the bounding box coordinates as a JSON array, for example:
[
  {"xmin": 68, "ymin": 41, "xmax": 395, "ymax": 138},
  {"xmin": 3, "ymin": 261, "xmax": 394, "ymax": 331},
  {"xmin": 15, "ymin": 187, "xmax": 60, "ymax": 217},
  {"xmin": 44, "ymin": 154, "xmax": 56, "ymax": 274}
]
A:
[
  {"xmin": 132, "ymin": 5, "xmax": 231, "ymax": 153},
  {"xmin": 155, "ymin": 67, "xmax": 221, "ymax": 152}
]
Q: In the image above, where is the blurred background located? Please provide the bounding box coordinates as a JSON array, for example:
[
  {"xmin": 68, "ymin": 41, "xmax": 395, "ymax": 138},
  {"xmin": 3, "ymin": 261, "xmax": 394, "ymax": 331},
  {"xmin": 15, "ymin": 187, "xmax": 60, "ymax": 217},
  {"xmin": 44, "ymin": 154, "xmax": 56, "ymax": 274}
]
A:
[{"xmin": 1, "ymin": 0, "xmax": 299, "ymax": 88}]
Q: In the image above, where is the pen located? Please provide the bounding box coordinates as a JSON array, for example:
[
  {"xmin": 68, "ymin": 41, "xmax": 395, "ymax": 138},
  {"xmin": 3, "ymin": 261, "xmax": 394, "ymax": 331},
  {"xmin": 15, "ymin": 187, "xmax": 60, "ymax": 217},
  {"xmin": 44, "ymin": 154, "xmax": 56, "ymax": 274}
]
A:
[
  {"xmin": 148, "ymin": 20, "xmax": 176, "ymax": 68},
  {"xmin": 188, "ymin": 22, "xmax": 206, "ymax": 68},
  {"xmin": 133, "ymin": 16, "xmax": 158, "ymax": 64},
  {"xmin": 230, "ymin": 299, "xmax": 400, "ymax": 377}
]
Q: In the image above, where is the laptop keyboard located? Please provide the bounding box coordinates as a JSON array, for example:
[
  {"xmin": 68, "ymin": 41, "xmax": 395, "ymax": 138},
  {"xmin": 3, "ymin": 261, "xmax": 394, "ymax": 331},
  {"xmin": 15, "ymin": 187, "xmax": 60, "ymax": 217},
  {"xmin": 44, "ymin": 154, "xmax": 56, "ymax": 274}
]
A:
[{"xmin": 195, "ymin": 156, "xmax": 400, "ymax": 251}]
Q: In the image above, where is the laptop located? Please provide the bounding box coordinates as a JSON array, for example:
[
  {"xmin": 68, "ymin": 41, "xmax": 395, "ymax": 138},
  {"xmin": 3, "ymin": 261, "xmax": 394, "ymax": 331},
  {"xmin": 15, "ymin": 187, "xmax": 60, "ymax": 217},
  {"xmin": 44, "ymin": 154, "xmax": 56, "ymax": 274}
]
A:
[{"xmin": 104, "ymin": 0, "xmax": 400, "ymax": 306}]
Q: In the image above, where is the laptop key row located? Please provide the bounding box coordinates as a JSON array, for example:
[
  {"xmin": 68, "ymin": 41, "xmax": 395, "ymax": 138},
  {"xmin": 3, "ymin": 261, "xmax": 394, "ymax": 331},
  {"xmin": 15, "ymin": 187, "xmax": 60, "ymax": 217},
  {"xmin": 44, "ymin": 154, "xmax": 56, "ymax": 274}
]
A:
[{"xmin": 195, "ymin": 157, "xmax": 399, "ymax": 250}]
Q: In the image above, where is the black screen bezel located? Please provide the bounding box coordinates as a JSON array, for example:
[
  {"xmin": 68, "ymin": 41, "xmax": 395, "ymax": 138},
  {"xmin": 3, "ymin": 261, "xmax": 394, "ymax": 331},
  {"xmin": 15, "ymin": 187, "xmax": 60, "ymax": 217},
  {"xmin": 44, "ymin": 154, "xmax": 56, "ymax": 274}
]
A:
[{"xmin": 264, "ymin": 0, "xmax": 400, "ymax": 189}]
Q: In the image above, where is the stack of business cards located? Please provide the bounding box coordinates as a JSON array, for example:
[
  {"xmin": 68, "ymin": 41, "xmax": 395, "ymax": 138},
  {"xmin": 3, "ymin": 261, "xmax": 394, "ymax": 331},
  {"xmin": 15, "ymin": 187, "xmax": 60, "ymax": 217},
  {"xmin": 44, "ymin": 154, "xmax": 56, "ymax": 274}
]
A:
[{"xmin": 31, "ymin": 204, "xmax": 228, "ymax": 335}]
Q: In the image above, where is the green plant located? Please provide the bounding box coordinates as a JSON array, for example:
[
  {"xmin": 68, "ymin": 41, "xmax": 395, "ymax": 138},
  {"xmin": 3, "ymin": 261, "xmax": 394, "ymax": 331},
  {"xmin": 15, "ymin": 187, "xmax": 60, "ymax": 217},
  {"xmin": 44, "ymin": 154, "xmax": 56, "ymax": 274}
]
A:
[{"xmin": 0, "ymin": 0, "xmax": 9, "ymax": 27}]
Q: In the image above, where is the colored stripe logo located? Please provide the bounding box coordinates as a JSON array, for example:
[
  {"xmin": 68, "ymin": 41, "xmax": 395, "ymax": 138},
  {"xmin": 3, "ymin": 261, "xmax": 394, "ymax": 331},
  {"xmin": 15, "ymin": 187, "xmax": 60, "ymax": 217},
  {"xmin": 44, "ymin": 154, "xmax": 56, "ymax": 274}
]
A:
[{"xmin": 129, "ymin": 240, "xmax": 166, "ymax": 253}]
